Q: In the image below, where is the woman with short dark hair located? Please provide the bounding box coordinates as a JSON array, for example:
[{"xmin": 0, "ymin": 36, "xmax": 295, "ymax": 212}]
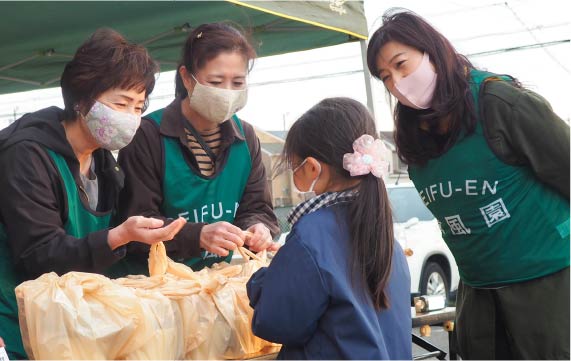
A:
[
  {"xmin": 0, "ymin": 28, "xmax": 186, "ymax": 359},
  {"xmin": 117, "ymin": 23, "xmax": 280, "ymax": 271},
  {"xmin": 367, "ymin": 9, "xmax": 569, "ymax": 359}
]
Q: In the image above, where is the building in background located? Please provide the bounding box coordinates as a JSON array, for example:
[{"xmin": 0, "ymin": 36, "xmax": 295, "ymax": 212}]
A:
[
  {"xmin": 255, "ymin": 129, "xmax": 294, "ymax": 209},
  {"xmin": 380, "ymin": 131, "xmax": 411, "ymax": 185}
]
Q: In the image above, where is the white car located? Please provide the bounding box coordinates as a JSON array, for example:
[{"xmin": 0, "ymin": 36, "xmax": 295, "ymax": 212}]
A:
[
  {"xmin": 387, "ymin": 183, "xmax": 459, "ymax": 300},
  {"xmin": 275, "ymin": 183, "xmax": 460, "ymax": 301}
]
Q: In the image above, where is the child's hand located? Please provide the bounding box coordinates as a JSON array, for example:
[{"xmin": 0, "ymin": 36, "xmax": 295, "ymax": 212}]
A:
[{"xmin": 245, "ymin": 223, "xmax": 280, "ymax": 252}]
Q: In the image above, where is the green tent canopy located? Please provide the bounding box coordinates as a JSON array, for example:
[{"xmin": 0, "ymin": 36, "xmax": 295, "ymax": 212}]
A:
[{"xmin": 0, "ymin": 0, "xmax": 367, "ymax": 95}]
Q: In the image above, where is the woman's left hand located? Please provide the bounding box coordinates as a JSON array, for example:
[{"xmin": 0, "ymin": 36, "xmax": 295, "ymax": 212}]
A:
[{"xmin": 245, "ymin": 223, "xmax": 280, "ymax": 252}]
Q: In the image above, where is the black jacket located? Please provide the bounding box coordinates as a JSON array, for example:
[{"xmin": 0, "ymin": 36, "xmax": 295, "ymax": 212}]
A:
[
  {"xmin": 0, "ymin": 107, "xmax": 125, "ymax": 279},
  {"xmin": 480, "ymin": 80, "xmax": 569, "ymax": 198}
]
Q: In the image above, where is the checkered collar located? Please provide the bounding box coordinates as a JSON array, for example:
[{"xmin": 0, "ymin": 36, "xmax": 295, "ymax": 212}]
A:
[{"xmin": 287, "ymin": 189, "xmax": 357, "ymax": 226}]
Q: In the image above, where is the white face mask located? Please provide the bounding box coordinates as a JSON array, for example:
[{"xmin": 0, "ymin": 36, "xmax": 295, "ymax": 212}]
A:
[
  {"xmin": 188, "ymin": 75, "xmax": 248, "ymax": 124},
  {"xmin": 292, "ymin": 158, "xmax": 322, "ymax": 202},
  {"xmin": 83, "ymin": 100, "xmax": 141, "ymax": 151}
]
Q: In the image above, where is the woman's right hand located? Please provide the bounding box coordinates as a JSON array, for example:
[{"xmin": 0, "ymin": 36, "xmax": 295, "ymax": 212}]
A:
[
  {"xmin": 108, "ymin": 216, "xmax": 187, "ymax": 250},
  {"xmin": 199, "ymin": 221, "xmax": 245, "ymax": 257}
]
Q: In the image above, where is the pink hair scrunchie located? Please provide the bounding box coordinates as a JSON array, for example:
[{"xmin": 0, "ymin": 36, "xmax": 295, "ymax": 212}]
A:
[{"xmin": 342, "ymin": 134, "xmax": 389, "ymax": 179}]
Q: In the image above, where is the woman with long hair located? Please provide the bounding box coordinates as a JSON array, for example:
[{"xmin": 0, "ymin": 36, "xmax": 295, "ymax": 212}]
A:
[{"xmin": 367, "ymin": 9, "xmax": 569, "ymax": 359}]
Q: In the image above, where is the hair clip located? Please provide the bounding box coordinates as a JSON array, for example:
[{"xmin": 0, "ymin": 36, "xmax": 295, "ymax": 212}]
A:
[{"xmin": 196, "ymin": 32, "xmax": 203, "ymax": 39}]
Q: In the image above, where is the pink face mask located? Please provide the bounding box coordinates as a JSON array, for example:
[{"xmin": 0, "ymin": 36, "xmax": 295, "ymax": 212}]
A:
[{"xmin": 392, "ymin": 52, "xmax": 437, "ymax": 110}]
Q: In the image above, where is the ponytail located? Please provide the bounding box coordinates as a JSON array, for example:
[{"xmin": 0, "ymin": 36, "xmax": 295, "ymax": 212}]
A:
[{"xmin": 350, "ymin": 174, "xmax": 393, "ymax": 310}]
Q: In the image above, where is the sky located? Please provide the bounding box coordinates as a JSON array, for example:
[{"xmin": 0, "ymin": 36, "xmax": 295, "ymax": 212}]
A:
[{"xmin": 0, "ymin": 0, "xmax": 569, "ymax": 131}]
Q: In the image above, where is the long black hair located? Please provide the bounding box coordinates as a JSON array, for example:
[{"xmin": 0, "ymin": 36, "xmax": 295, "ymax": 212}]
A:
[
  {"xmin": 367, "ymin": 9, "xmax": 476, "ymax": 166},
  {"xmin": 281, "ymin": 97, "xmax": 394, "ymax": 310}
]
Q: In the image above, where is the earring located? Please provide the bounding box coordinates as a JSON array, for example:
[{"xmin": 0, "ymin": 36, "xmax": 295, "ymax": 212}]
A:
[{"xmin": 74, "ymin": 104, "xmax": 85, "ymax": 119}]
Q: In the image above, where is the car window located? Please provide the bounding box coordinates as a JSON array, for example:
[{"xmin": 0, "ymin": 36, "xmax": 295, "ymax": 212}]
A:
[{"xmin": 387, "ymin": 187, "xmax": 435, "ymax": 223}]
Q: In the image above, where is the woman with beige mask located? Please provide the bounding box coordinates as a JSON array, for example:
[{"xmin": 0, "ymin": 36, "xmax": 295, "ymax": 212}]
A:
[{"xmin": 117, "ymin": 23, "xmax": 280, "ymax": 271}]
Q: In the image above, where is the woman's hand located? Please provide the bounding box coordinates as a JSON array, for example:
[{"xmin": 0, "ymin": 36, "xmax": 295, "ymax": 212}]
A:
[
  {"xmin": 245, "ymin": 223, "xmax": 280, "ymax": 252},
  {"xmin": 199, "ymin": 221, "xmax": 245, "ymax": 257},
  {"xmin": 108, "ymin": 216, "xmax": 186, "ymax": 250}
]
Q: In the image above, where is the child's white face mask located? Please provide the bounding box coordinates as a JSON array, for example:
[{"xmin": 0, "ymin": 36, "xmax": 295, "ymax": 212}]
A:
[{"xmin": 292, "ymin": 158, "xmax": 322, "ymax": 202}]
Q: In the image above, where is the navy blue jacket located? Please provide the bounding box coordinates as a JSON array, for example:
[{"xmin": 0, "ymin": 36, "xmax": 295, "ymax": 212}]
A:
[{"xmin": 247, "ymin": 204, "xmax": 412, "ymax": 359}]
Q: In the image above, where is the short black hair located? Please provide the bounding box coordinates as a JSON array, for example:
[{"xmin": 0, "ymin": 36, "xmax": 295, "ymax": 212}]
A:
[{"xmin": 60, "ymin": 28, "xmax": 158, "ymax": 120}]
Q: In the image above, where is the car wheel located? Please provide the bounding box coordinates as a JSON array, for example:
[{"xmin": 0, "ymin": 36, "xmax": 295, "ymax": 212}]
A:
[{"xmin": 420, "ymin": 262, "xmax": 449, "ymax": 298}]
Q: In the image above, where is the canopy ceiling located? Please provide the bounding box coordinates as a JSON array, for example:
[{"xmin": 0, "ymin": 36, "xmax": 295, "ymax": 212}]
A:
[{"xmin": 0, "ymin": 0, "xmax": 367, "ymax": 95}]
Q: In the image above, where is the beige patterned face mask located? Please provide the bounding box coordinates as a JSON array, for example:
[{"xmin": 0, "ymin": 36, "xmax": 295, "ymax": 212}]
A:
[{"xmin": 188, "ymin": 75, "xmax": 248, "ymax": 124}]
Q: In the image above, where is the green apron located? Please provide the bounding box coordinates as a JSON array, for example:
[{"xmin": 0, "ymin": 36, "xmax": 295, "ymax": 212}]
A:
[
  {"xmin": 147, "ymin": 110, "xmax": 252, "ymax": 270},
  {"xmin": 409, "ymin": 69, "xmax": 570, "ymax": 287},
  {"xmin": 0, "ymin": 148, "xmax": 136, "ymax": 359},
  {"xmin": 0, "ymin": 227, "xmax": 26, "ymax": 360}
]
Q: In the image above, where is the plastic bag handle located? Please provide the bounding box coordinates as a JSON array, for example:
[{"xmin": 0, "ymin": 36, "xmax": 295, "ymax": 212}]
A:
[{"xmin": 237, "ymin": 246, "xmax": 261, "ymax": 262}]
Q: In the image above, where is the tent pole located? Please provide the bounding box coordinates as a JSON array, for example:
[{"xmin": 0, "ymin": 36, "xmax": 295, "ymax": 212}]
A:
[
  {"xmin": 359, "ymin": 40, "xmax": 376, "ymax": 120},
  {"xmin": 0, "ymin": 75, "xmax": 41, "ymax": 86},
  {"xmin": 0, "ymin": 54, "xmax": 40, "ymax": 72}
]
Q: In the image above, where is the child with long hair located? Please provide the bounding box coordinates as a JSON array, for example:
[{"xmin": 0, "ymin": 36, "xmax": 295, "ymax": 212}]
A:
[
  {"xmin": 247, "ymin": 97, "xmax": 412, "ymax": 360},
  {"xmin": 367, "ymin": 9, "xmax": 569, "ymax": 359}
]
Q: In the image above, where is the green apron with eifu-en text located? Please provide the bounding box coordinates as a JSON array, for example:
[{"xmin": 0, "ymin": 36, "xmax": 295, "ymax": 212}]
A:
[
  {"xmin": 408, "ymin": 69, "xmax": 570, "ymax": 287},
  {"xmin": 0, "ymin": 148, "xmax": 138, "ymax": 359},
  {"xmin": 147, "ymin": 110, "xmax": 252, "ymax": 271}
]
